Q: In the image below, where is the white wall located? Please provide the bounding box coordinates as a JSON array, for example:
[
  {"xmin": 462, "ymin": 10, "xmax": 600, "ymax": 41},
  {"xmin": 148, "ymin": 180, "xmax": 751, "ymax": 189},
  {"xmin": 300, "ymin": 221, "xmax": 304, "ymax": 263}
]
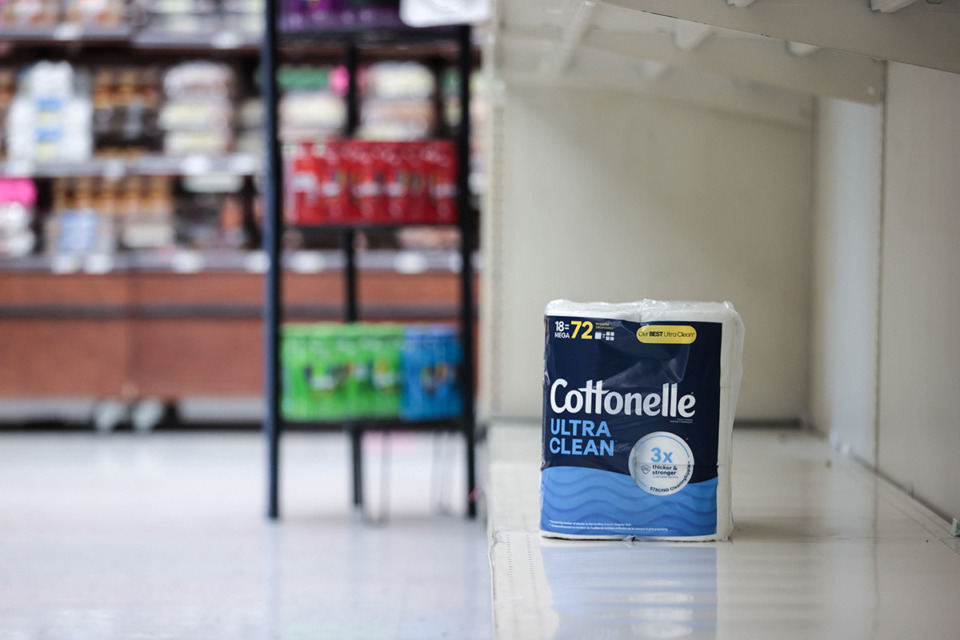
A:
[
  {"xmin": 877, "ymin": 63, "xmax": 960, "ymax": 520},
  {"xmin": 810, "ymin": 98, "xmax": 883, "ymax": 465},
  {"xmin": 481, "ymin": 84, "xmax": 813, "ymax": 421}
]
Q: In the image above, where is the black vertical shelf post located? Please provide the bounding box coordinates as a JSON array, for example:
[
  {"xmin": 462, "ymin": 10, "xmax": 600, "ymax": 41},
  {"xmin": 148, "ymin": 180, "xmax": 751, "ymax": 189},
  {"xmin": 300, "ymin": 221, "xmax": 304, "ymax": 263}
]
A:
[
  {"xmin": 456, "ymin": 25, "xmax": 477, "ymax": 518},
  {"xmin": 342, "ymin": 43, "xmax": 360, "ymax": 326},
  {"xmin": 262, "ymin": 0, "xmax": 283, "ymax": 520},
  {"xmin": 343, "ymin": 42, "xmax": 364, "ymax": 509}
]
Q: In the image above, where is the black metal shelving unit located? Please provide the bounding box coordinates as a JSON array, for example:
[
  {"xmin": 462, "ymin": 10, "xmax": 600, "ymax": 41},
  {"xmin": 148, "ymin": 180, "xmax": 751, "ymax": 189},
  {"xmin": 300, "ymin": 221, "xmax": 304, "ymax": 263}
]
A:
[{"xmin": 261, "ymin": 2, "xmax": 476, "ymax": 520}]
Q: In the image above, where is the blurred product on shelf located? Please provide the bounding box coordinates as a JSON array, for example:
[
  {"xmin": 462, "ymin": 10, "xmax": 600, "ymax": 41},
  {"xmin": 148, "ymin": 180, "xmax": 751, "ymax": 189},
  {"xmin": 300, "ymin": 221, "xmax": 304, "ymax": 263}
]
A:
[
  {"xmin": 122, "ymin": 175, "xmax": 175, "ymax": 248},
  {"xmin": 279, "ymin": 0, "xmax": 403, "ymax": 32},
  {"xmin": 359, "ymin": 61, "xmax": 435, "ymax": 140},
  {"xmin": 443, "ymin": 67, "xmax": 485, "ymax": 196},
  {"xmin": 281, "ymin": 323, "xmax": 403, "ymax": 421},
  {"xmin": 0, "ymin": 177, "xmax": 37, "ymax": 256},
  {"xmin": 235, "ymin": 97, "xmax": 264, "ymax": 155},
  {"xmin": 0, "ymin": 0, "xmax": 61, "ymax": 27},
  {"xmin": 287, "ymin": 138, "xmax": 456, "ymax": 226},
  {"xmin": 141, "ymin": 0, "xmax": 263, "ymax": 37},
  {"xmin": 177, "ymin": 171, "xmax": 251, "ymax": 249},
  {"xmin": 6, "ymin": 61, "xmax": 93, "ymax": 164},
  {"xmin": 92, "ymin": 66, "xmax": 162, "ymax": 153},
  {"xmin": 0, "ymin": 0, "xmax": 263, "ymax": 34},
  {"xmin": 364, "ymin": 61, "xmax": 434, "ymax": 101},
  {"xmin": 401, "ymin": 323, "xmax": 462, "ymax": 421},
  {"xmin": 277, "ymin": 64, "xmax": 346, "ymax": 142},
  {"xmin": 0, "ymin": 22, "xmax": 482, "ymax": 262},
  {"xmin": 160, "ymin": 61, "xmax": 236, "ymax": 155},
  {"xmin": 44, "ymin": 175, "xmax": 175, "ymax": 253},
  {"xmin": 143, "ymin": 0, "xmax": 215, "ymax": 35},
  {"xmin": 45, "ymin": 177, "xmax": 115, "ymax": 253},
  {"xmin": 0, "ymin": 68, "xmax": 14, "ymax": 158},
  {"xmin": 63, "ymin": 0, "xmax": 127, "ymax": 26},
  {"xmin": 281, "ymin": 321, "xmax": 461, "ymax": 422}
]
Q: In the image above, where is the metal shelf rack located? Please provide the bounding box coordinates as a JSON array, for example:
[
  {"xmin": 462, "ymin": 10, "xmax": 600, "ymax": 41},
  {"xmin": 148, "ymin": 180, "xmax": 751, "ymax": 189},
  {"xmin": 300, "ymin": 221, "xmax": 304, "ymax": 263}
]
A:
[{"xmin": 260, "ymin": 2, "xmax": 477, "ymax": 519}]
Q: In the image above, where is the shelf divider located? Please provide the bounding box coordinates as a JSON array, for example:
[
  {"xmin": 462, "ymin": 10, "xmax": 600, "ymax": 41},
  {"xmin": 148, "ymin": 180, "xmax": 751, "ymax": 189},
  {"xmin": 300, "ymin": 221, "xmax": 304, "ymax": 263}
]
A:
[
  {"xmin": 456, "ymin": 24, "xmax": 478, "ymax": 519},
  {"xmin": 262, "ymin": 0, "xmax": 284, "ymax": 521}
]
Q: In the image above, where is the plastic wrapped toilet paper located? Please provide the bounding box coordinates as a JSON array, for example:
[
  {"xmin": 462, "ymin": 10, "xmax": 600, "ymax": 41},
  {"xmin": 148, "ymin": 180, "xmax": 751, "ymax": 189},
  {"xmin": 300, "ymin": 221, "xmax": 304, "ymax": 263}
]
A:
[{"xmin": 541, "ymin": 299, "xmax": 744, "ymax": 541}]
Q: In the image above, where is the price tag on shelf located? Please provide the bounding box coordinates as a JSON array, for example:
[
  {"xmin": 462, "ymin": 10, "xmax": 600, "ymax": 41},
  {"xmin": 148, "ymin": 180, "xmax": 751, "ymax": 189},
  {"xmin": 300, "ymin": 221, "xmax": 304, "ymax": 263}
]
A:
[
  {"xmin": 83, "ymin": 253, "xmax": 114, "ymax": 275},
  {"xmin": 394, "ymin": 251, "xmax": 428, "ymax": 275},
  {"xmin": 179, "ymin": 155, "xmax": 213, "ymax": 176},
  {"xmin": 289, "ymin": 251, "xmax": 326, "ymax": 274},
  {"xmin": 171, "ymin": 250, "xmax": 205, "ymax": 273},
  {"xmin": 50, "ymin": 254, "xmax": 82, "ymax": 275},
  {"xmin": 243, "ymin": 251, "xmax": 270, "ymax": 274},
  {"xmin": 212, "ymin": 31, "xmax": 243, "ymax": 49},
  {"xmin": 53, "ymin": 23, "xmax": 83, "ymax": 41}
]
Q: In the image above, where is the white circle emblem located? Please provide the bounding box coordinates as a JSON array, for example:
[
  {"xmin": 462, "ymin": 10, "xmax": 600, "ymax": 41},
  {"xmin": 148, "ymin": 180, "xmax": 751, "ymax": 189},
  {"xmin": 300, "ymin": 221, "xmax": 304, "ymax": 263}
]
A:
[{"xmin": 629, "ymin": 432, "xmax": 695, "ymax": 496}]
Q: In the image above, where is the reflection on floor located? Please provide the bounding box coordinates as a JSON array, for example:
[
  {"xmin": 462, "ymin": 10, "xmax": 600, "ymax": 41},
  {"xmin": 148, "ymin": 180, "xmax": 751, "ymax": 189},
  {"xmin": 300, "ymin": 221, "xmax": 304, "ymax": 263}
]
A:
[
  {"xmin": 0, "ymin": 430, "xmax": 491, "ymax": 640},
  {"xmin": 489, "ymin": 424, "xmax": 960, "ymax": 640}
]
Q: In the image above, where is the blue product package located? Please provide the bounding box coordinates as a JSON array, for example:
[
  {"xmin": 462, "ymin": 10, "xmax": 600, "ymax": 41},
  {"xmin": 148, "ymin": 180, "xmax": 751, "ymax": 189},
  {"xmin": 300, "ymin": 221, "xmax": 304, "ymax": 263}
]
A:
[
  {"xmin": 401, "ymin": 325, "xmax": 431, "ymax": 420},
  {"xmin": 401, "ymin": 324, "xmax": 463, "ymax": 421},
  {"xmin": 541, "ymin": 299, "xmax": 744, "ymax": 541},
  {"xmin": 433, "ymin": 324, "xmax": 463, "ymax": 419},
  {"xmin": 441, "ymin": 326, "xmax": 464, "ymax": 418}
]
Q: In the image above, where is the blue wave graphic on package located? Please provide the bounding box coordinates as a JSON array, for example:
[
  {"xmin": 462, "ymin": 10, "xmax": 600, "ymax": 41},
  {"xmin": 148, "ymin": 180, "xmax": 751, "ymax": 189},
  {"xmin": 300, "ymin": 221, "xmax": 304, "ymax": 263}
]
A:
[{"xmin": 540, "ymin": 466, "xmax": 718, "ymax": 537}]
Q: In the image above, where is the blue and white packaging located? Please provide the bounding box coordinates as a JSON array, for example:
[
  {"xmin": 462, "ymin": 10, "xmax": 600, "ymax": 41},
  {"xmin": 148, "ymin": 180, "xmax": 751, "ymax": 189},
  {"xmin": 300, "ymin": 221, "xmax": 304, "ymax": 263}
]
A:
[
  {"xmin": 541, "ymin": 299, "xmax": 744, "ymax": 541},
  {"xmin": 401, "ymin": 324, "xmax": 462, "ymax": 421}
]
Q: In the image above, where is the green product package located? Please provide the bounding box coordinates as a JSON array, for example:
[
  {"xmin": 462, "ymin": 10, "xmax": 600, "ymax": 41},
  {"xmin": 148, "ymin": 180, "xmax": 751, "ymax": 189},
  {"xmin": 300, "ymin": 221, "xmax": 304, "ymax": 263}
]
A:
[
  {"xmin": 304, "ymin": 324, "xmax": 350, "ymax": 421},
  {"xmin": 339, "ymin": 324, "xmax": 365, "ymax": 419},
  {"xmin": 371, "ymin": 324, "xmax": 404, "ymax": 418},
  {"xmin": 349, "ymin": 324, "xmax": 377, "ymax": 419},
  {"xmin": 283, "ymin": 323, "xmax": 405, "ymax": 422},
  {"xmin": 281, "ymin": 325, "xmax": 311, "ymax": 420}
]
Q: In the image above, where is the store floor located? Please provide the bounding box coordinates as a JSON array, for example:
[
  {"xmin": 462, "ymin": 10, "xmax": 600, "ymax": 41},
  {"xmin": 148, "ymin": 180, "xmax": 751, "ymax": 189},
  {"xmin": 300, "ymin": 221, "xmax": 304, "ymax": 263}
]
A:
[
  {"xmin": 0, "ymin": 430, "xmax": 491, "ymax": 640},
  {"xmin": 488, "ymin": 423, "xmax": 960, "ymax": 639}
]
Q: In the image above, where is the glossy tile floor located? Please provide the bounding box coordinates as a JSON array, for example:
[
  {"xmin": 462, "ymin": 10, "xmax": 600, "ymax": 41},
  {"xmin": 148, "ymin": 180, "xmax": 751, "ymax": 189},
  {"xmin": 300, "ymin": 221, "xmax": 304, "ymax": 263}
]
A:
[
  {"xmin": 0, "ymin": 430, "xmax": 491, "ymax": 639},
  {"xmin": 488, "ymin": 424, "xmax": 960, "ymax": 640}
]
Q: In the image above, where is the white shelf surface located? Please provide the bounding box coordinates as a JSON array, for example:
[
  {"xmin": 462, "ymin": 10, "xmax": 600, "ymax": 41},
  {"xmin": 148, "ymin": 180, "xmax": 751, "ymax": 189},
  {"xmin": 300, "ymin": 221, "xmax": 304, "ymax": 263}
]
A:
[{"xmin": 488, "ymin": 423, "xmax": 960, "ymax": 640}]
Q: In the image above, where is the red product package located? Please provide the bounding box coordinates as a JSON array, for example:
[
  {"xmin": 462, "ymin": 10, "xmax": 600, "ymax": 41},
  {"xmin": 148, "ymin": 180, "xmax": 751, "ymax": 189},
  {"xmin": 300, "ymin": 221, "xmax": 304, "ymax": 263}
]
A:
[
  {"xmin": 404, "ymin": 142, "xmax": 432, "ymax": 224},
  {"xmin": 382, "ymin": 142, "xmax": 409, "ymax": 224},
  {"xmin": 320, "ymin": 140, "xmax": 354, "ymax": 224},
  {"xmin": 427, "ymin": 140, "xmax": 457, "ymax": 224},
  {"xmin": 289, "ymin": 142, "xmax": 322, "ymax": 225},
  {"xmin": 353, "ymin": 141, "xmax": 388, "ymax": 224}
]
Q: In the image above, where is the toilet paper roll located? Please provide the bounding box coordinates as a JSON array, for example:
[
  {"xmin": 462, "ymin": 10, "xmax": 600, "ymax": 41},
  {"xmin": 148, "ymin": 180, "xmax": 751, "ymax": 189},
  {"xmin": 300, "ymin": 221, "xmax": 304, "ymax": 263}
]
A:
[
  {"xmin": 541, "ymin": 298, "xmax": 744, "ymax": 541},
  {"xmin": 716, "ymin": 387, "xmax": 735, "ymax": 540}
]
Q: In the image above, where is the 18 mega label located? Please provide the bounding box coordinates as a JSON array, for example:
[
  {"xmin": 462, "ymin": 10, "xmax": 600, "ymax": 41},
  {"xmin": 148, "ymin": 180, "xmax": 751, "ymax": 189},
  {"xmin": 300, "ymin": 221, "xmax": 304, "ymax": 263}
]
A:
[
  {"xmin": 552, "ymin": 319, "xmax": 616, "ymax": 342},
  {"xmin": 628, "ymin": 432, "xmax": 695, "ymax": 495}
]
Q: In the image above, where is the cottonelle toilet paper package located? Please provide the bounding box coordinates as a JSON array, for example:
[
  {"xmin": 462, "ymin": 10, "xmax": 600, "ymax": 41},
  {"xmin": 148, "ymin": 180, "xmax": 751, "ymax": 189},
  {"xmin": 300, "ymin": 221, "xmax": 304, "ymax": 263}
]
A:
[{"xmin": 541, "ymin": 299, "xmax": 744, "ymax": 541}]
